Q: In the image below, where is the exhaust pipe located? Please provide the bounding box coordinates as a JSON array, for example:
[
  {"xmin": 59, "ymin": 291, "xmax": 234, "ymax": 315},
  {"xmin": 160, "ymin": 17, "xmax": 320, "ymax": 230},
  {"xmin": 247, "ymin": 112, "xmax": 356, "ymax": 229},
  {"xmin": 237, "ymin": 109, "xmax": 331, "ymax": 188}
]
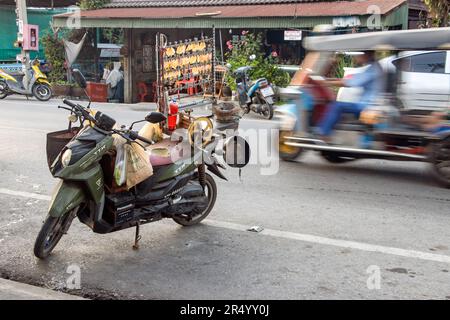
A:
[{"xmin": 284, "ymin": 138, "xmax": 427, "ymax": 161}]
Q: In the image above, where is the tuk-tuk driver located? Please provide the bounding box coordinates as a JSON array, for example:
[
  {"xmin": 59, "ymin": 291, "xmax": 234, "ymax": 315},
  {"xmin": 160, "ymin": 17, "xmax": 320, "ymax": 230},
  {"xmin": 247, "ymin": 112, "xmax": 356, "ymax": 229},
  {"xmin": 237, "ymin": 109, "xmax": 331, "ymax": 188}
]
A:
[{"xmin": 316, "ymin": 51, "xmax": 383, "ymax": 140}]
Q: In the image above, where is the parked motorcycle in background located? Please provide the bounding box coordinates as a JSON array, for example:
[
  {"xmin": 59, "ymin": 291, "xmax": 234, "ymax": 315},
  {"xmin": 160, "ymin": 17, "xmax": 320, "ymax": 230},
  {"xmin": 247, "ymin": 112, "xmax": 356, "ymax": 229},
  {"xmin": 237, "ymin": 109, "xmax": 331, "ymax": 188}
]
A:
[
  {"xmin": 228, "ymin": 55, "xmax": 276, "ymax": 120},
  {"xmin": 0, "ymin": 57, "xmax": 52, "ymax": 101}
]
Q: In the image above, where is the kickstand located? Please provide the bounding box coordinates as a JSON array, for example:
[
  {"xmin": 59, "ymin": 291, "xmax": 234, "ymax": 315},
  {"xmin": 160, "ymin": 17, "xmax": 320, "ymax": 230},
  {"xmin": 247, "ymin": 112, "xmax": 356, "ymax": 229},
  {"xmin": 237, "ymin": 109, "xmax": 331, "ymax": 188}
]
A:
[{"xmin": 132, "ymin": 221, "xmax": 141, "ymax": 250}]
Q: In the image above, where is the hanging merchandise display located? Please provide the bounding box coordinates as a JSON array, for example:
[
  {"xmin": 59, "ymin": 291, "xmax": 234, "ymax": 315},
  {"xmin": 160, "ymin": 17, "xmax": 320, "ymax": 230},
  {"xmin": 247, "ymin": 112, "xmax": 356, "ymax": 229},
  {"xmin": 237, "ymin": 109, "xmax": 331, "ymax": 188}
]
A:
[
  {"xmin": 154, "ymin": 29, "xmax": 216, "ymax": 135},
  {"xmin": 158, "ymin": 35, "xmax": 215, "ymax": 98}
]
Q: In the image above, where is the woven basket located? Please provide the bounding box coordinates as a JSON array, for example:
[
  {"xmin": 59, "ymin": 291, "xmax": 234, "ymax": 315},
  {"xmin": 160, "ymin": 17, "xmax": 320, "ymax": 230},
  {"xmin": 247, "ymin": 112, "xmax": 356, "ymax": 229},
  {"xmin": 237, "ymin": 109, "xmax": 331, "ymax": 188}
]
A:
[{"xmin": 179, "ymin": 113, "xmax": 192, "ymax": 129}]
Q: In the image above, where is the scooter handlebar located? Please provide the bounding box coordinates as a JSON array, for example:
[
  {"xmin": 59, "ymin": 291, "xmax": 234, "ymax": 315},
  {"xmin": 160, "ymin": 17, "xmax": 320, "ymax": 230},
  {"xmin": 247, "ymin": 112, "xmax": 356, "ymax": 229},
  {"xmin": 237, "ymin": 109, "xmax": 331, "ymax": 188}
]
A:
[
  {"xmin": 129, "ymin": 131, "xmax": 153, "ymax": 145},
  {"xmin": 62, "ymin": 99, "xmax": 77, "ymax": 108}
]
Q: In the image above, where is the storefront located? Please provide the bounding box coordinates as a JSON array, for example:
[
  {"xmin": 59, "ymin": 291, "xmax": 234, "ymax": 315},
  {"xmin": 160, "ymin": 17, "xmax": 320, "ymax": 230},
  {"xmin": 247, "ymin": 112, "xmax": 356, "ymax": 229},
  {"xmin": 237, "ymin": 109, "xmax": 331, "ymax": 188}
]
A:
[{"xmin": 53, "ymin": 0, "xmax": 409, "ymax": 103}]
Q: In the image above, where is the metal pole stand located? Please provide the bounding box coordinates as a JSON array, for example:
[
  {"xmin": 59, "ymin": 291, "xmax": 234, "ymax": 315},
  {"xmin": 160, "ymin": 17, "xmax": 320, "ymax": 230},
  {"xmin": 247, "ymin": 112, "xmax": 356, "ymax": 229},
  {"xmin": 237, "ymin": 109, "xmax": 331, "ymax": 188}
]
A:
[{"xmin": 132, "ymin": 221, "xmax": 141, "ymax": 250}]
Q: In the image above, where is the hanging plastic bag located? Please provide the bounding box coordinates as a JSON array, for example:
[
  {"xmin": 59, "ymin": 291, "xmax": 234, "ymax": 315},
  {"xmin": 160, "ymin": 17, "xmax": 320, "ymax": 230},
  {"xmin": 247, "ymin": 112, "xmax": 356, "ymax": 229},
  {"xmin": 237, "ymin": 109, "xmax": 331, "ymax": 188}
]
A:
[
  {"xmin": 125, "ymin": 142, "xmax": 154, "ymax": 189},
  {"xmin": 114, "ymin": 143, "xmax": 127, "ymax": 186}
]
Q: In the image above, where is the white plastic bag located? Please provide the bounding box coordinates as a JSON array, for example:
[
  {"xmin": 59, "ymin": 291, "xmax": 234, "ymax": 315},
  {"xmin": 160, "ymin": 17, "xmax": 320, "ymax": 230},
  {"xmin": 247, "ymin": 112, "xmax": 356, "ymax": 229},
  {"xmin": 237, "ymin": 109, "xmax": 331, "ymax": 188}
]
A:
[
  {"xmin": 125, "ymin": 142, "xmax": 153, "ymax": 189},
  {"xmin": 114, "ymin": 143, "xmax": 127, "ymax": 186}
]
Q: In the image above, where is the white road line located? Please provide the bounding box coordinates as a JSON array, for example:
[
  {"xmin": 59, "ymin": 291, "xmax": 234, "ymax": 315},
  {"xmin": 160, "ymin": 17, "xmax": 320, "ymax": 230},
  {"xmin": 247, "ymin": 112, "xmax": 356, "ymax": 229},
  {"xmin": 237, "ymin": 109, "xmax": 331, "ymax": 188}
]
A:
[
  {"xmin": 2, "ymin": 187, "xmax": 450, "ymax": 264},
  {"xmin": 204, "ymin": 220, "xmax": 450, "ymax": 264}
]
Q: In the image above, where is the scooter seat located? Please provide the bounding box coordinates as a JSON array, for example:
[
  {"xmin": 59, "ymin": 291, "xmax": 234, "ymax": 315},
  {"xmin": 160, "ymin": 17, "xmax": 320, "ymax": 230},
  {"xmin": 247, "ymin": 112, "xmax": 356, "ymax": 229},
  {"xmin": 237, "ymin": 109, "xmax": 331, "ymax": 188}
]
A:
[{"xmin": 145, "ymin": 138, "xmax": 185, "ymax": 167}]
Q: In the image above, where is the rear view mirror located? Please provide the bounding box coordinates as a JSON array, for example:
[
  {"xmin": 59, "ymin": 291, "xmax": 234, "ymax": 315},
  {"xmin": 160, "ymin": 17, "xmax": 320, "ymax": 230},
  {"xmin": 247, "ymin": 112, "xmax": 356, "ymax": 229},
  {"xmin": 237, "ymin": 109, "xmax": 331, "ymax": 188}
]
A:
[
  {"xmin": 145, "ymin": 112, "xmax": 167, "ymax": 124},
  {"xmin": 72, "ymin": 69, "xmax": 87, "ymax": 89},
  {"xmin": 223, "ymin": 136, "xmax": 251, "ymax": 168}
]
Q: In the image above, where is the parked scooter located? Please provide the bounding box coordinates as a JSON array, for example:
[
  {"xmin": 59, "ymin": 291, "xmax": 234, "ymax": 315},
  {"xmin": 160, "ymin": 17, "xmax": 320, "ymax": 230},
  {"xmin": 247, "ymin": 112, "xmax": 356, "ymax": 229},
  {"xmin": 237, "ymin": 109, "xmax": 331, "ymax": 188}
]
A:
[
  {"xmin": 0, "ymin": 58, "xmax": 52, "ymax": 101},
  {"xmin": 229, "ymin": 56, "xmax": 276, "ymax": 120},
  {"xmin": 34, "ymin": 69, "xmax": 250, "ymax": 259}
]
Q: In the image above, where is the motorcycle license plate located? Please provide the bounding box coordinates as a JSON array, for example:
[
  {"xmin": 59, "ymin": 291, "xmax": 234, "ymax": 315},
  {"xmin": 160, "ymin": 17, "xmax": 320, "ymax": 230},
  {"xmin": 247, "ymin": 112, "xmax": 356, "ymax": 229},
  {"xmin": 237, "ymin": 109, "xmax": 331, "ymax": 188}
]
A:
[{"xmin": 260, "ymin": 87, "xmax": 274, "ymax": 97}]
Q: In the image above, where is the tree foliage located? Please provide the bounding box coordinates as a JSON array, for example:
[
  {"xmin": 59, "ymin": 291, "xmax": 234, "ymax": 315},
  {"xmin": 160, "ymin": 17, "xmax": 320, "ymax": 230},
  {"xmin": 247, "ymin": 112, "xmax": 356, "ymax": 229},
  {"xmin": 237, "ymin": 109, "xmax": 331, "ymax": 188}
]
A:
[
  {"xmin": 424, "ymin": 0, "xmax": 450, "ymax": 27},
  {"xmin": 225, "ymin": 32, "xmax": 290, "ymax": 90},
  {"xmin": 78, "ymin": 0, "xmax": 110, "ymax": 10},
  {"xmin": 41, "ymin": 33, "xmax": 66, "ymax": 83}
]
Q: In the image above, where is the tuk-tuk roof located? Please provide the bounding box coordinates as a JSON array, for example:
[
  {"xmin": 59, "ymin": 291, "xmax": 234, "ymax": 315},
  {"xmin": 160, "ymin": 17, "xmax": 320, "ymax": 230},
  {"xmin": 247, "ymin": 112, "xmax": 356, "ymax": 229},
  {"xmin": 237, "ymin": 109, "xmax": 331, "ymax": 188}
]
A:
[{"xmin": 304, "ymin": 27, "xmax": 450, "ymax": 51}]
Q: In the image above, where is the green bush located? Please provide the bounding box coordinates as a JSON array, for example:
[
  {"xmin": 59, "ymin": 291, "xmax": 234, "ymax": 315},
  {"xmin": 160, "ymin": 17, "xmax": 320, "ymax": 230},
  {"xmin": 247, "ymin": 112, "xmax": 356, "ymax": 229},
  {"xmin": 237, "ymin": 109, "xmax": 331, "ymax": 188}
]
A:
[
  {"xmin": 41, "ymin": 33, "xmax": 66, "ymax": 83},
  {"xmin": 225, "ymin": 32, "xmax": 290, "ymax": 91},
  {"xmin": 78, "ymin": 0, "xmax": 110, "ymax": 10}
]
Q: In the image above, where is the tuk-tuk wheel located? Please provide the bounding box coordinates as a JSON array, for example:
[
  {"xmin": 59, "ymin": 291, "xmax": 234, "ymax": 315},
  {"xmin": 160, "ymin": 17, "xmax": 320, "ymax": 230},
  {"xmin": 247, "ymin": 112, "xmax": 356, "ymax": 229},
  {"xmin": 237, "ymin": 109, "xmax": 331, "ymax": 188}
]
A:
[
  {"xmin": 0, "ymin": 81, "xmax": 8, "ymax": 99},
  {"xmin": 321, "ymin": 152, "xmax": 355, "ymax": 164},
  {"xmin": 279, "ymin": 131, "xmax": 304, "ymax": 161},
  {"xmin": 430, "ymin": 137, "xmax": 450, "ymax": 188}
]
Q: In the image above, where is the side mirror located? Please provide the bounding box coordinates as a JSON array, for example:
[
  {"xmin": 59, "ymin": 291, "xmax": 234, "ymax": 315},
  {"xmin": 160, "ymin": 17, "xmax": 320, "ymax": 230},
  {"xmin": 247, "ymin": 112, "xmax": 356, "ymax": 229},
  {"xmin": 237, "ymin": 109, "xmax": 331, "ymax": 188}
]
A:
[
  {"xmin": 223, "ymin": 136, "xmax": 251, "ymax": 168},
  {"xmin": 72, "ymin": 69, "xmax": 87, "ymax": 89},
  {"xmin": 145, "ymin": 112, "xmax": 167, "ymax": 124}
]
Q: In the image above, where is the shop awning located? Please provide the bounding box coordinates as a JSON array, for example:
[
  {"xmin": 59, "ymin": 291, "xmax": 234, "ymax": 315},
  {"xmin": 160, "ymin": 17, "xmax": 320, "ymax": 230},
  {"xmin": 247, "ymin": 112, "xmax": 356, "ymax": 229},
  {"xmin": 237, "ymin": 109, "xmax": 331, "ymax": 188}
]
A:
[{"xmin": 53, "ymin": 0, "xmax": 409, "ymax": 29}]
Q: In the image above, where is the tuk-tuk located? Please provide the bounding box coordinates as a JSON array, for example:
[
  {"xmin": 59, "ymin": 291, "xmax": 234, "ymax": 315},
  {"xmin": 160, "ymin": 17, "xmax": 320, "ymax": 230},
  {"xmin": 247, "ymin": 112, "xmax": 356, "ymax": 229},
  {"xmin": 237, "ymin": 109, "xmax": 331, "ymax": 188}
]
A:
[{"xmin": 276, "ymin": 27, "xmax": 450, "ymax": 187}]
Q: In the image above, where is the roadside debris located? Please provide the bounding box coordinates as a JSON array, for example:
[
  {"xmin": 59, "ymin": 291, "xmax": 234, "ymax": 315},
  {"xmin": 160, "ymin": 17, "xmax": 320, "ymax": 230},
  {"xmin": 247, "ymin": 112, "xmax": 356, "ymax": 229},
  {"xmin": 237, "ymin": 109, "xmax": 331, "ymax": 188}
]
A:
[{"xmin": 247, "ymin": 226, "xmax": 264, "ymax": 233}]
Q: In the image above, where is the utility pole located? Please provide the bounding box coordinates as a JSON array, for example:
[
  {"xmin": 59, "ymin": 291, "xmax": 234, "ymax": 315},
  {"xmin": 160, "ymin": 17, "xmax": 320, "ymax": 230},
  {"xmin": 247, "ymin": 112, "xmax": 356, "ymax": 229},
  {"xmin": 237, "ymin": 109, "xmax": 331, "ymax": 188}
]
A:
[{"xmin": 16, "ymin": 0, "xmax": 31, "ymax": 90}]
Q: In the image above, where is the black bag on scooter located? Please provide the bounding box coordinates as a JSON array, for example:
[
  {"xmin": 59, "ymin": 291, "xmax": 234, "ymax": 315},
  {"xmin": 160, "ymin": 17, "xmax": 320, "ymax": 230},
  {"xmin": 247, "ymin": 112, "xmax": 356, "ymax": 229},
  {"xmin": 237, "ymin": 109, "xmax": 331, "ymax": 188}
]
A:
[{"xmin": 46, "ymin": 125, "xmax": 80, "ymax": 170}]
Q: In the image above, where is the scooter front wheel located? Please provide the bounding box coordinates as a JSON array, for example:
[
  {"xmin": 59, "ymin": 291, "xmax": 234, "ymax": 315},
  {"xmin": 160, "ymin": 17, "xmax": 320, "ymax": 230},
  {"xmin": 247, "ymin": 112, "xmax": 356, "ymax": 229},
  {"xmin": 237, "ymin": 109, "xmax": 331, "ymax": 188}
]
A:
[
  {"xmin": 34, "ymin": 208, "xmax": 77, "ymax": 259},
  {"xmin": 32, "ymin": 83, "xmax": 52, "ymax": 101}
]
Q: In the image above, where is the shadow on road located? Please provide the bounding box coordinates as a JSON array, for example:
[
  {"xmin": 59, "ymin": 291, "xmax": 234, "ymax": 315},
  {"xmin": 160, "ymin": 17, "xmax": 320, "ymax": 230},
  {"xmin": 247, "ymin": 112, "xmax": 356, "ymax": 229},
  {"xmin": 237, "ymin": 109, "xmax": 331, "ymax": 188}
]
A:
[{"xmin": 287, "ymin": 158, "xmax": 438, "ymax": 188}]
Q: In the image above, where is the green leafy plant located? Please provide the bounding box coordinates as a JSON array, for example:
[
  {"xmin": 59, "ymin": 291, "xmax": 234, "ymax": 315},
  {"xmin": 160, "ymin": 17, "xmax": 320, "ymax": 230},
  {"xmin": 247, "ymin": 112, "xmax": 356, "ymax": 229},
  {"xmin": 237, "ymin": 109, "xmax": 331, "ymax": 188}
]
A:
[
  {"xmin": 78, "ymin": 0, "xmax": 110, "ymax": 10},
  {"xmin": 331, "ymin": 54, "xmax": 355, "ymax": 79},
  {"xmin": 102, "ymin": 28, "xmax": 124, "ymax": 44},
  {"xmin": 225, "ymin": 32, "xmax": 290, "ymax": 91},
  {"xmin": 41, "ymin": 33, "xmax": 66, "ymax": 83}
]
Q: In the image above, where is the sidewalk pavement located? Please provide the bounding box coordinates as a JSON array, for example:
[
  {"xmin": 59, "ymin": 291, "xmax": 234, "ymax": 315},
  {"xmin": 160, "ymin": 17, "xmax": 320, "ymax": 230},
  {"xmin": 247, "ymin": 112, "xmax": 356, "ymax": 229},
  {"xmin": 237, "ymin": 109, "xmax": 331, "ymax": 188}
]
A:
[{"xmin": 0, "ymin": 278, "xmax": 86, "ymax": 300}]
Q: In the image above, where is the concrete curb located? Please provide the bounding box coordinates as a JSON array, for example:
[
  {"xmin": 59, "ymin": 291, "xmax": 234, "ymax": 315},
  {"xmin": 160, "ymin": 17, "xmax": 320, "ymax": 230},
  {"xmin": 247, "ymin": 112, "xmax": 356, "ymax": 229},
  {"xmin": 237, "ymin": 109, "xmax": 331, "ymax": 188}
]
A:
[{"xmin": 0, "ymin": 278, "xmax": 87, "ymax": 300}]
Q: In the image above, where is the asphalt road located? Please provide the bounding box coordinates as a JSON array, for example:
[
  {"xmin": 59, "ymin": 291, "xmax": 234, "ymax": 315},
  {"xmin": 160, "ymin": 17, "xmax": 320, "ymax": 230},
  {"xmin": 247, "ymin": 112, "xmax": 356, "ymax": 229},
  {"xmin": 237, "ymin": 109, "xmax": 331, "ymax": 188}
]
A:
[{"xmin": 1, "ymin": 96, "xmax": 450, "ymax": 299}]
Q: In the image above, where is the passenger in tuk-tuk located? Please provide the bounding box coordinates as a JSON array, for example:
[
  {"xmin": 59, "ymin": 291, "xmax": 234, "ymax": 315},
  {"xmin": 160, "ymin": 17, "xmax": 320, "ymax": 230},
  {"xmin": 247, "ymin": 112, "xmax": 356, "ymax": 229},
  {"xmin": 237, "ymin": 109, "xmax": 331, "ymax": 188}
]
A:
[{"xmin": 315, "ymin": 51, "xmax": 383, "ymax": 140}]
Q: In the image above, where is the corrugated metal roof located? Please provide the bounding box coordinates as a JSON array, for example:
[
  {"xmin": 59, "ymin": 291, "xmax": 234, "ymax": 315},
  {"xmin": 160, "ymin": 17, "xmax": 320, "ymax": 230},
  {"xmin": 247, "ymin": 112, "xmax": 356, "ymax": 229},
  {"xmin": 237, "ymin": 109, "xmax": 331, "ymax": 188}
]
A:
[
  {"xmin": 62, "ymin": 0, "xmax": 407, "ymax": 18},
  {"xmin": 106, "ymin": 0, "xmax": 321, "ymax": 8}
]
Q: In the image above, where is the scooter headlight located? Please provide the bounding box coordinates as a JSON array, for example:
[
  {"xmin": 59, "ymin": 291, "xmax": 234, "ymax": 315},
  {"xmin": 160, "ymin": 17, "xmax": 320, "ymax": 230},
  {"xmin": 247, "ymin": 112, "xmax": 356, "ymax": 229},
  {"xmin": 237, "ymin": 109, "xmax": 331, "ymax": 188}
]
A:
[{"xmin": 61, "ymin": 149, "xmax": 72, "ymax": 167}]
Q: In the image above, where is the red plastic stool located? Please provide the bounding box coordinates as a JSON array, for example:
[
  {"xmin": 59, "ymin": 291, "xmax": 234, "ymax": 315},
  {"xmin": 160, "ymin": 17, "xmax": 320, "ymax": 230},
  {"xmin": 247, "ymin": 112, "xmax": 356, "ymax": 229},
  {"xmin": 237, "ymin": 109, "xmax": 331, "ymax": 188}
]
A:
[
  {"xmin": 151, "ymin": 81, "xmax": 158, "ymax": 102},
  {"xmin": 138, "ymin": 82, "xmax": 149, "ymax": 102},
  {"xmin": 186, "ymin": 78, "xmax": 198, "ymax": 96}
]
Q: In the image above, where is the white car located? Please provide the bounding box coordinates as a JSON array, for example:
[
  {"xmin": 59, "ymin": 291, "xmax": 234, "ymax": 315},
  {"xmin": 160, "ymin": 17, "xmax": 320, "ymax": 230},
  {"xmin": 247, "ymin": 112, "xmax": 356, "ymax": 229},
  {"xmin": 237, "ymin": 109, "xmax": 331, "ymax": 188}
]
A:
[{"xmin": 337, "ymin": 51, "xmax": 450, "ymax": 111}]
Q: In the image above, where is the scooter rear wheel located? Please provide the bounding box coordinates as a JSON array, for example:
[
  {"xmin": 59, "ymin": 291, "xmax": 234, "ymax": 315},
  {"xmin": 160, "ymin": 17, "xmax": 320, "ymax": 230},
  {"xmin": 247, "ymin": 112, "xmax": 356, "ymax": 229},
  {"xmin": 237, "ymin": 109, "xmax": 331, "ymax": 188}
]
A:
[
  {"xmin": 173, "ymin": 173, "xmax": 217, "ymax": 226},
  {"xmin": 32, "ymin": 83, "xmax": 52, "ymax": 101}
]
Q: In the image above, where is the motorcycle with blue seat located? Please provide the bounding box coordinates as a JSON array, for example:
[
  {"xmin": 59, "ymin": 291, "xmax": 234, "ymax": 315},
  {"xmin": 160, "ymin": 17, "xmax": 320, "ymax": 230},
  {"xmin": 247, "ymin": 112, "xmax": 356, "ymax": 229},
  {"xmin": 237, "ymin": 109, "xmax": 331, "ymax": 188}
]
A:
[{"xmin": 34, "ymin": 69, "xmax": 250, "ymax": 259}]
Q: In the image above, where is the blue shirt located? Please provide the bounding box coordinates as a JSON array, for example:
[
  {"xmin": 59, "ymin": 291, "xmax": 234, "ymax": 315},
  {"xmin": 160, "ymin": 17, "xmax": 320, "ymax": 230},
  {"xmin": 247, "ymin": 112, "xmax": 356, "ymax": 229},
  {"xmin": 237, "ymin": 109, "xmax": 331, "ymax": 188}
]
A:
[{"xmin": 344, "ymin": 62, "xmax": 383, "ymax": 107}]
